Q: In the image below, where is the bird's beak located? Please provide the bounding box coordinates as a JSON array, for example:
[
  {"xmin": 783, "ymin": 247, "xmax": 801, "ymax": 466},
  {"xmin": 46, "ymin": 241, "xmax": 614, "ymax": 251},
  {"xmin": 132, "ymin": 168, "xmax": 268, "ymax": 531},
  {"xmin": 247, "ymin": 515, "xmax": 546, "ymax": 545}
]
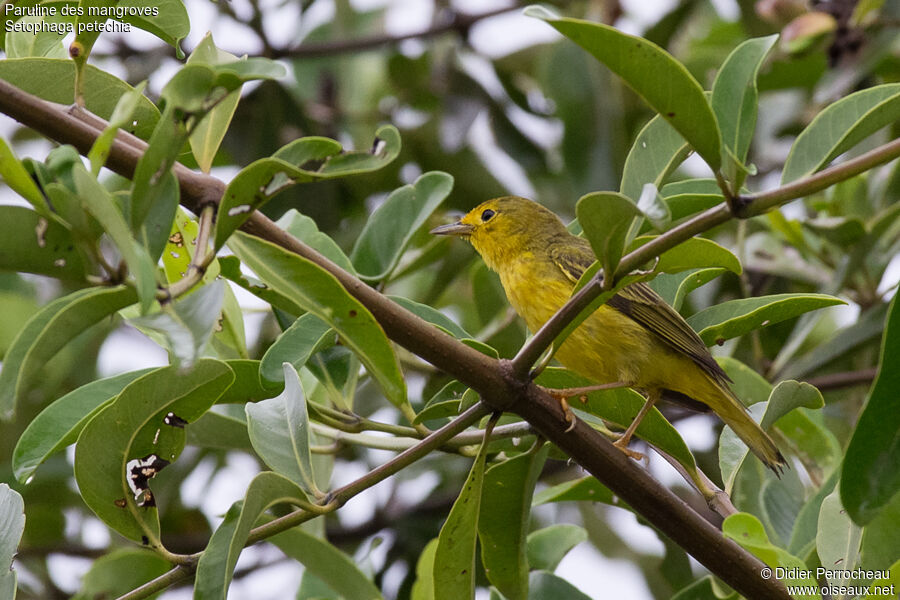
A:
[{"xmin": 430, "ymin": 221, "xmax": 474, "ymax": 237}]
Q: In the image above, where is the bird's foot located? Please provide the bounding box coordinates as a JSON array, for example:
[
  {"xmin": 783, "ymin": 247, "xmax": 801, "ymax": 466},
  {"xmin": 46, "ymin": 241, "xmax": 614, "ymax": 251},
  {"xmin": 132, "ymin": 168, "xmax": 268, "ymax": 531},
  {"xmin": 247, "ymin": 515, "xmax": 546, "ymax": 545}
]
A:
[
  {"xmin": 612, "ymin": 436, "xmax": 645, "ymax": 461},
  {"xmin": 541, "ymin": 387, "xmax": 581, "ymax": 432}
]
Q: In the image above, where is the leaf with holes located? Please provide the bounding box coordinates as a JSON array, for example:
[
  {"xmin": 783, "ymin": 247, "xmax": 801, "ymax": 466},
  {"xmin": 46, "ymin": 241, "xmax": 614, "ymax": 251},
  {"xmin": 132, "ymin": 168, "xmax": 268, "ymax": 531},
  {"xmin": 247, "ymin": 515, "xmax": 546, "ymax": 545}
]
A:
[{"xmin": 74, "ymin": 360, "xmax": 233, "ymax": 541}]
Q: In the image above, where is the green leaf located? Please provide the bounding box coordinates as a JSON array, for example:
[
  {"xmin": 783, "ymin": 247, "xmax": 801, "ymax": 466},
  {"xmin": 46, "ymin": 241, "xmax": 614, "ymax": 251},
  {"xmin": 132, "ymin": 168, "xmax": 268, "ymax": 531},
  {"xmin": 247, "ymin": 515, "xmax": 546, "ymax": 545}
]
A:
[
  {"xmin": 0, "ymin": 484, "xmax": 25, "ymax": 600},
  {"xmin": 782, "ymin": 83, "xmax": 900, "ymax": 183},
  {"xmin": 528, "ymin": 8, "xmax": 722, "ymax": 172},
  {"xmin": 718, "ymin": 357, "xmax": 773, "ymax": 406},
  {"xmin": 71, "ymin": 166, "xmax": 158, "ymax": 312},
  {"xmin": 115, "ymin": 0, "xmax": 190, "ymax": 54},
  {"xmin": 687, "ymin": 293, "xmax": 845, "ymax": 346},
  {"xmin": 12, "ymin": 369, "xmax": 153, "ymax": 483},
  {"xmin": 128, "ymin": 104, "xmax": 187, "ymax": 235},
  {"xmin": 759, "ymin": 380, "xmax": 823, "ymax": 430},
  {"xmin": 0, "ymin": 206, "xmax": 88, "ymax": 280},
  {"xmin": 228, "ymin": 232, "xmax": 408, "ymax": 412},
  {"xmin": 649, "ymin": 268, "xmax": 727, "ymax": 310},
  {"xmin": 73, "ymin": 548, "xmax": 170, "ymax": 600},
  {"xmin": 260, "ymin": 313, "xmax": 334, "ymax": 387},
  {"xmin": 671, "ymin": 576, "xmax": 738, "ymax": 600},
  {"xmin": 577, "ymin": 191, "xmax": 642, "ymax": 276},
  {"xmin": 246, "ymin": 364, "xmax": 320, "ymax": 496},
  {"xmin": 861, "ymin": 492, "xmax": 900, "ymax": 571},
  {"xmin": 216, "ymin": 359, "xmax": 280, "ymax": 404},
  {"xmin": 719, "ymin": 381, "xmax": 821, "ymax": 492},
  {"xmin": 628, "ymin": 236, "xmax": 742, "ymax": 276},
  {"xmin": 186, "ymin": 410, "xmax": 252, "ymax": 451},
  {"xmin": 268, "ymin": 524, "xmax": 384, "ymax": 600},
  {"xmin": 411, "ymin": 538, "xmax": 438, "ymax": 600},
  {"xmin": 722, "ymin": 513, "xmax": 818, "ymax": 592},
  {"xmin": 842, "ymin": 293, "xmax": 900, "ymax": 525},
  {"xmin": 434, "ymin": 430, "xmax": 492, "ymax": 600},
  {"xmin": 662, "ymin": 178, "xmax": 726, "ymax": 211},
  {"xmin": 74, "ymin": 360, "xmax": 234, "ymax": 541},
  {"xmin": 351, "ymin": 172, "xmax": 454, "ymax": 282},
  {"xmin": 817, "ymin": 489, "xmax": 863, "ymax": 587},
  {"xmin": 187, "ymin": 34, "xmax": 243, "ymax": 173},
  {"xmin": 711, "ymin": 35, "xmax": 778, "ymax": 167},
  {"xmin": 478, "ymin": 446, "xmax": 549, "ymax": 600},
  {"xmin": 388, "ymin": 296, "xmax": 471, "ymax": 339},
  {"xmin": 415, "ymin": 380, "xmax": 468, "ymax": 425},
  {"xmin": 789, "ymin": 470, "xmax": 838, "ymax": 557},
  {"xmin": 277, "ymin": 210, "xmax": 357, "ymax": 276},
  {"xmin": 5, "ymin": 15, "xmax": 67, "ymax": 58},
  {"xmin": 537, "ymin": 368, "xmax": 698, "ymax": 473},
  {"xmin": 759, "ymin": 473, "xmax": 805, "ymax": 547},
  {"xmin": 776, "ymin": 409, "xmax": 841, "ymax": 483},
  {"xmin": 533, "ymin": 476, "xmax": 616, "ymax": 506},
  {"xmin": 218, "ymin": 255, "xmax": 304, "ymax": 317},
  {"xmin": 0, "ymin": 58, "xmax": 160, "ymax": 140},
  {"xmin": 0, "ymin": 286, "xmax": 138, "ymax": 420},
  {"xmin": 526, "ymin": 524, "xmax": 588, "ymax": 572},
  {"xmin": 719, "ymin": 403, "xmax": 766, "ymax": 494},
  {"xmin": 527, "ymin": 571, "xmax": 592, "ymax": 600},
  {"xmin": 88, "ymin": 82, "xmax": 147, "ymax": 176},
  {"xmin": 128, "ymin": 280, "xmax": 225, "ymax": 367},
  {"xmin": 193, "ymin": 472, "xmax": 314, "ymax": 600},
  {"xmin": 0, "ymin": 139, "xmax": 51, "ymax": 214},
  {"xmin": 863, "ymin": 560, "xmax": 900, "ymax": 600},
  {"xmin": 620, "ymin": 114, "xmax": 690, "ymax": 203},
  {"xmin": 214, "ymin": 126, "xmax": 401, "ymax": 250}
]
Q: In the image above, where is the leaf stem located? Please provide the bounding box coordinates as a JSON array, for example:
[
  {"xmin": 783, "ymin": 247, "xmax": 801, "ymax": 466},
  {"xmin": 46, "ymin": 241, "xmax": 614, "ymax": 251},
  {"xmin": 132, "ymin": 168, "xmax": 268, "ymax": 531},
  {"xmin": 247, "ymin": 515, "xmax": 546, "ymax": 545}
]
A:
[{"xmin": 158, "ymin": 205, "xmax": 216, "ymax": 303}]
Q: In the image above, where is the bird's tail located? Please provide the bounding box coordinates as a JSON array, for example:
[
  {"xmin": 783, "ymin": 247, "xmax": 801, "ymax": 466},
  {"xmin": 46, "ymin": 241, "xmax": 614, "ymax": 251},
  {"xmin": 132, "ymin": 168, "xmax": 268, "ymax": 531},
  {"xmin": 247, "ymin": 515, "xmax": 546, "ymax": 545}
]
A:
[{"xmin": 701, "ymin": 381, "xmax": 786, "ymax": 475}]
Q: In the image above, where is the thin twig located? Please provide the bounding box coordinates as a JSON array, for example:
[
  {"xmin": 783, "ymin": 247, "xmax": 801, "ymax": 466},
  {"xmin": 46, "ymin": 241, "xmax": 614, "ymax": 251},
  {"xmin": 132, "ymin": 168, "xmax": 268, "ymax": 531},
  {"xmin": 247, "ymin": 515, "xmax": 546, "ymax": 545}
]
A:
[{"xmin": 270, "ymin": 5, "xmax": 522, "ymax": 59}]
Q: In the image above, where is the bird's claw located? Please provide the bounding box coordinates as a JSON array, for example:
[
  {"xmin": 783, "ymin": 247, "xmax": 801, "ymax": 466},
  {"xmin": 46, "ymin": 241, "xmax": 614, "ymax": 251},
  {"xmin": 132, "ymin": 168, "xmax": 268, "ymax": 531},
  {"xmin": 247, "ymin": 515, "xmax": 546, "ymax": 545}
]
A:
[
  {"xmin": 547, "ymin": 391, "xmax": 578, "ymax": 432},
  {"xmin": 612, "ymin": 438, "xmax": 645, "ymax": 461}
]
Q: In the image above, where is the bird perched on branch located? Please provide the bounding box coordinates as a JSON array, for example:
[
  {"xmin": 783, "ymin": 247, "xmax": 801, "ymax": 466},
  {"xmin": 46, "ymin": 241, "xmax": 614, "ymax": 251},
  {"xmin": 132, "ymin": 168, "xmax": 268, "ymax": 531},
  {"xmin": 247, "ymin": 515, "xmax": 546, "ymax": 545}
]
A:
[{"xmin": 431, "ymin": 196, "xmax": 785, "ymax": 473}]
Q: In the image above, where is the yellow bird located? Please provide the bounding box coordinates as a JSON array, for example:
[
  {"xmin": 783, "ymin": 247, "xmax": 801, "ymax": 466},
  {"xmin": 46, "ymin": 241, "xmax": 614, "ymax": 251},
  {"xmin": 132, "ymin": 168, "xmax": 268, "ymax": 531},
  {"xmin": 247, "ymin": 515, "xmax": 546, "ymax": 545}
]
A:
[{"xmin": 431, "ymin": 196, "xmax": 785, "ymax": 473}]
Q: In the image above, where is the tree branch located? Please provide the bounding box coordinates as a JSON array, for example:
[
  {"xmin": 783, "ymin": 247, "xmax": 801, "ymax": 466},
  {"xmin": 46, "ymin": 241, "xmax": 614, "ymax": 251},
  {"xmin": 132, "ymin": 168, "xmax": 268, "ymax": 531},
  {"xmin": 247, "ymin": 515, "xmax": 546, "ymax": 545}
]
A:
[
  {"xmin": 270, "ymin": 5, "xmax": 522, "ymax": 59},
  {"xmin": 0, "ymin": 79, "xmax": 792, "ymax": 600}
]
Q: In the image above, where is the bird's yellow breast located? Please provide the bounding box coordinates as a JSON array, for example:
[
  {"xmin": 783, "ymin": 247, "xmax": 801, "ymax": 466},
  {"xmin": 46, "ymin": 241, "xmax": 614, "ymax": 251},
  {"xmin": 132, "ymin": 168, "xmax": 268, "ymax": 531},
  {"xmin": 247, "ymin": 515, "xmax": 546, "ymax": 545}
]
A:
[{"xmin": 498, "ymin": 255, "xmax": 702, "ymax": 392}]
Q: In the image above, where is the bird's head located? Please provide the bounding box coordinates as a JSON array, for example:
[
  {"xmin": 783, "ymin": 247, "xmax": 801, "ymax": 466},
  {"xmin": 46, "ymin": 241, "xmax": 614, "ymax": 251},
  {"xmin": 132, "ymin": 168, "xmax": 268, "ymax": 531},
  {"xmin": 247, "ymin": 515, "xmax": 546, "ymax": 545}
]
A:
[{"xmin": 430, "ymin": 196, "xmax": 568, "ymax": 271}]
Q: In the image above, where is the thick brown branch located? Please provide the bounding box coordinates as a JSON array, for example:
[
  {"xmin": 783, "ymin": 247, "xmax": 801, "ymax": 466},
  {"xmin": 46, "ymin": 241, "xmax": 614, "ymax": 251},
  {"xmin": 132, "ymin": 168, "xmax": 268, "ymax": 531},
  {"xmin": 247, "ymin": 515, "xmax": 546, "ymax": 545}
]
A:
[{"xmin": 0, "ymin": 78, "xmax": 791, "ymax": 600}]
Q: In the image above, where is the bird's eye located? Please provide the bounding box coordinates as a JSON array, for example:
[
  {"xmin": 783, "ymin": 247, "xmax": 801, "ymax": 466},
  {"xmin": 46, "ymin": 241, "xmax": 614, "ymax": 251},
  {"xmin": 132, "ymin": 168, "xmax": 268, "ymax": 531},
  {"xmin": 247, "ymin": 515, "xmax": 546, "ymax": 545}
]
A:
[{"xmin": 481, "ymin": 209, "xmax": 496, "ymax": 222}]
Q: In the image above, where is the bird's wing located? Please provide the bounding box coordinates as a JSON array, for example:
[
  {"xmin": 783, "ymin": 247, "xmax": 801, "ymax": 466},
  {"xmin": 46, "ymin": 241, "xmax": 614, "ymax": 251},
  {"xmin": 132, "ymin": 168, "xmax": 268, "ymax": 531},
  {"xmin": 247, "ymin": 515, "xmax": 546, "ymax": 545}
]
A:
[
  {"xmin": 549, "ymin": 238, "xmax": 730, "ymax": 385},
  {"xmin": 607, "ymin": 283, "xmax": 731, "ymax": 384},
  {"xmin": 548, "ymin": 236, "xmax": 596, "ymax": 284}
]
